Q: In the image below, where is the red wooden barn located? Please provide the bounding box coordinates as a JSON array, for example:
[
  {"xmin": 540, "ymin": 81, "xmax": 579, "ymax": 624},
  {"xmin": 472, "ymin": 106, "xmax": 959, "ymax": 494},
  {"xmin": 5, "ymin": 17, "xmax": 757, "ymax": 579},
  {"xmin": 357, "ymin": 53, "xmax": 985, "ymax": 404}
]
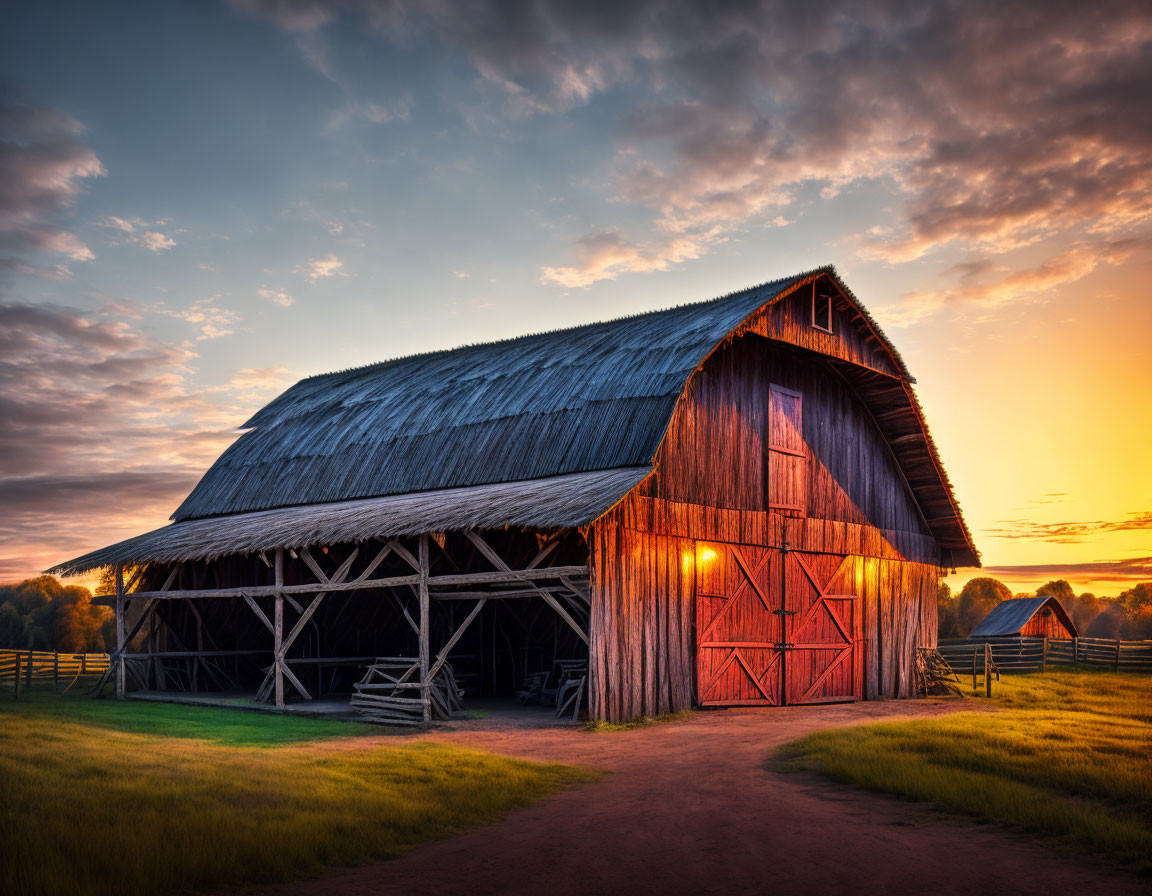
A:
[
  {"xmin": 969, "ymin": 597, "xmax": 1077, "ymax": 640},
  {"xmin": 53, "ymin": 266, "xmax": 979, "ymax": 723}
]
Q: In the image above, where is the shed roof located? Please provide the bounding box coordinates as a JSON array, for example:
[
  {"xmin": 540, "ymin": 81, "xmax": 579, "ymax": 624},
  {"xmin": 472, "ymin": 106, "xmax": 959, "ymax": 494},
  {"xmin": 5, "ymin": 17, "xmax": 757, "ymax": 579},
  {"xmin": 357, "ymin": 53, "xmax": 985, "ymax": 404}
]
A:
[
  {"xmin": 969, "ymin": 597, "xmax": 1078, "ymax": 638},
  {"xmin": 51, "ymin": 265, "xmax": 979, "ymax": 576},
  {"xmin": 50, "ymin": 468, "xmax": 648, "ymax": 576}
]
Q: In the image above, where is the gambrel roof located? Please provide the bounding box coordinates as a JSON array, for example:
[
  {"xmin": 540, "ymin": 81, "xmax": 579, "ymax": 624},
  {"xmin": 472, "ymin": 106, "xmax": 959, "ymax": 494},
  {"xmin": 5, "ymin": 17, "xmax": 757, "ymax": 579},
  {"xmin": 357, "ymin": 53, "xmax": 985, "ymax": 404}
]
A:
[{"xmin": 51, "ymin": 265, "xmax": 978, "ymax": 576}]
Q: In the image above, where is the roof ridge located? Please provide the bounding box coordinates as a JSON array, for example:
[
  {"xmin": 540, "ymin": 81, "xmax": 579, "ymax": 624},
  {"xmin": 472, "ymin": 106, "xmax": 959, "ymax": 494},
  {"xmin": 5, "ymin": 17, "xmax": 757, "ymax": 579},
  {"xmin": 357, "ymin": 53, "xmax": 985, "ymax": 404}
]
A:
[{"xmin": 294, "ymin": 265, "xmax": 834, "ymax": 385}]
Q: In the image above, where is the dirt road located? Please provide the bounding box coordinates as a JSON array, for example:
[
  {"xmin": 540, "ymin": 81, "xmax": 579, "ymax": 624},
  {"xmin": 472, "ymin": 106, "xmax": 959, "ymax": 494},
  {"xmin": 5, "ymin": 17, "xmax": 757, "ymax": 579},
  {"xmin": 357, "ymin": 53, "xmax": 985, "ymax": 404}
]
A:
[{"xmin": 258, "ymin": 701, "xmax": 1142, "ymax": 896}]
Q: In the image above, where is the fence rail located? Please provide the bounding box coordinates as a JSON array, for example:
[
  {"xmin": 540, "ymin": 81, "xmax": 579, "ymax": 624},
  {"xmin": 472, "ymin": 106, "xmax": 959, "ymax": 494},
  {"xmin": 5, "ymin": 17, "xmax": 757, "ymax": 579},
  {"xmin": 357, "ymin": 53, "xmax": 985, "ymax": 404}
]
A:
[
  {"xmin": 0, "ymin": 649, "xmax": 111, "ymax": 696},
  {"xmin": 937, "ymin": 636, "xmax": 1152, "ymax": 674}
]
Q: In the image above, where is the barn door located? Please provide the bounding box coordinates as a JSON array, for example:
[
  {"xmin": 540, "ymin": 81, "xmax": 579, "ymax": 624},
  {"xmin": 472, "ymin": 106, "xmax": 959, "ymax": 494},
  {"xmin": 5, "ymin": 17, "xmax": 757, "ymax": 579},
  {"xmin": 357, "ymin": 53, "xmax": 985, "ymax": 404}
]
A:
[
  {"xmin": 694, "ymin": 542, "xmax": 782, "ymax": 706},
  {"xmin": 782, "ymin": 552, "xmax": 861, "ymax": 704}
]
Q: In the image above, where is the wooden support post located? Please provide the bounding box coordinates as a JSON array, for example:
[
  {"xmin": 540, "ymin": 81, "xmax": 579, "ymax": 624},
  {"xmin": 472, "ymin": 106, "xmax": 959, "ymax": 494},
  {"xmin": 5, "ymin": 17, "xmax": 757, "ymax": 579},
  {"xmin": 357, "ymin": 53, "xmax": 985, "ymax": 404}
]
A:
[
  {"xmin": 984, "ymin": 643, "xmax": 992, "ymax": 697},
  {"xmin": 1115, "ymin": 638, "xmax": 1121, "ymax": 672},
  {"xmin": 419, "ymin": 534, "xmax": 431, "ymax": 726},
  {"xmin": 53, "ymin": 652, "xmax": 59, "ymax": 693},
  {"xmin": 26, "ymin": 651, "xmax": 33, "ymax": 691},
  {"xmin": 115, "ymin": 565, "xmax": 126, "ymax": 699},
  {"xmin": 1072, "ymin": 636, "xmax": 1079, "ymax": 669},
  {"xmin": 274, "ymin": 548, "xmax": 285, "ymax": 710},
  {"xmin": 14, "ymin": 652, "xmax": 21, "ymax": 699},
  {"xmin": 971, "ymin": 647, "xmax": 978, "ymax": 694},
  {"xmin": 1041, "ymin": 635, "xmax": 1048, "ymax": 673}
]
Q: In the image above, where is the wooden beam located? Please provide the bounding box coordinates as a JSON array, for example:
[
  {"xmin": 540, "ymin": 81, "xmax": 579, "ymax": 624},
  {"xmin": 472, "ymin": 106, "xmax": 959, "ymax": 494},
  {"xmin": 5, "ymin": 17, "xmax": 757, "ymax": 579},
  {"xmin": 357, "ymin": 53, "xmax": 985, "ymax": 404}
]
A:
[
  {"xmin": 299, "ymin": 547, "xmax": 330, "ymax": 584},
  {"xmin": 355, "ymin": 542, "xmax": 393, "ymax": 582},
  {"xmin": 114, "ymin": 565, "xmax": 125, "ymax": 699},
  {"xmin": 418, "ymin": 534, "xmax": 431, "ymax": 726},
  {"xmin": 124, "ymin": 564, "xmax": 147, "ymax": 594},
  {"xmin": 92, "ymin": 565, "xmax": 590, "ymax": 603},
  {"xmin": 464, "ymin": 531, "xmax": 589, "ymax": 645},
  {"xmin": 386, "ymin": 538, "xmax": 422, "ymax": 573},
  {"xmin": 242, "ymin": 593, "xmax": 275, "ymax": 635},
  {"xmin": 427, "ymin": 598, "xmax": 486, "ymax": 683},
  {"xmin": 274, "ymin": 548, "xmax": 284, "ymax": 710}
]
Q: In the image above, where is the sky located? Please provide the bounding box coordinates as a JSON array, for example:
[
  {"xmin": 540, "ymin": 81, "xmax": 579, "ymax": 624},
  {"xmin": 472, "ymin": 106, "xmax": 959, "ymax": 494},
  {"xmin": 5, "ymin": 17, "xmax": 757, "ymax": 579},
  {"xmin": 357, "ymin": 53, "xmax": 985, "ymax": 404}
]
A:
[{"xmin": 1, "ymin": 0, "xmax": 1150, "ymax": 596}]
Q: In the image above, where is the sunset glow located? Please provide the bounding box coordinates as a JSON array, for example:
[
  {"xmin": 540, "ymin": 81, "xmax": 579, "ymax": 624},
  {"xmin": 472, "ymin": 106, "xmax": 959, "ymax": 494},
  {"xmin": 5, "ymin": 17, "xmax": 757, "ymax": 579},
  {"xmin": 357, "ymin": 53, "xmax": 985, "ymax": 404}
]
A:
[{"xmin": 2, "ymin": 1, "xmax": 1150, "ymax": 598}]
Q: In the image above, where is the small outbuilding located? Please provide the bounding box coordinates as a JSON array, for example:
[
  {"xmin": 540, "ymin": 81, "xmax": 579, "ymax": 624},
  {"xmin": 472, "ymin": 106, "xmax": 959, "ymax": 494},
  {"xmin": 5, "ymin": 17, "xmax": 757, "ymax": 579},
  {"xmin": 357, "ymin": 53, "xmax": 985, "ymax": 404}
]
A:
[
  {"xmin": 969, "ymin": 597, "xmax": 1078, "ymax": 639},
  {"xmin": 53, "ymin": 266, "xmax": 979, "ymax": 722}
]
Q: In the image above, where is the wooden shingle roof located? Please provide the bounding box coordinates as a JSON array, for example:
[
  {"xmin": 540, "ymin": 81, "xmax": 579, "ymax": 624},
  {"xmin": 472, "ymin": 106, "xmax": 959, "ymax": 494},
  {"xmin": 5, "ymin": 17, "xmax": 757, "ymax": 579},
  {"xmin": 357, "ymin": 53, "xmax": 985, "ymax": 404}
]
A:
[{"xmin": 52, "ymin": 265, "xmax": 978, "ymax": 575}]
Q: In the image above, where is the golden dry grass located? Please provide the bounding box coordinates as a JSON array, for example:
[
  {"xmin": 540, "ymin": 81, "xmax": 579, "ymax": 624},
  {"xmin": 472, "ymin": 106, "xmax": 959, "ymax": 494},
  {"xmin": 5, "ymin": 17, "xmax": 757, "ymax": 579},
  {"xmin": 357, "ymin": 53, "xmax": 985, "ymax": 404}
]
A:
[
  {"xmin": 0, "ymin": 696, "xmax": 596, "ymax": 896},
  {"xmin": 775, "ymin": 671, "xmax": 1152, "ymax": 874}
]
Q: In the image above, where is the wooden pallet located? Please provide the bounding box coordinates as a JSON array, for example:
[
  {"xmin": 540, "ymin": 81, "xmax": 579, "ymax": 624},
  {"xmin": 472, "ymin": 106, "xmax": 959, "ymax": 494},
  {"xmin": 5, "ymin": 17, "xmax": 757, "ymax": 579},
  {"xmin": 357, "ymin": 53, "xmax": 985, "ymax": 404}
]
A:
[{"xmin": 350, "ymin": 658, "xmax": 463, "ymax": 725}]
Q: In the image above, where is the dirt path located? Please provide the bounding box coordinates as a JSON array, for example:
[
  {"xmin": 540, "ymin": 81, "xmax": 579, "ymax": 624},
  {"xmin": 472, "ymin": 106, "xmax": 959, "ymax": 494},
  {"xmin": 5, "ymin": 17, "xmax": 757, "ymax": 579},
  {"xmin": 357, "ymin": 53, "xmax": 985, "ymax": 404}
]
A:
[{"xmin": 258, "ymin": 701, "xmax": 1143, "ymax": 896}]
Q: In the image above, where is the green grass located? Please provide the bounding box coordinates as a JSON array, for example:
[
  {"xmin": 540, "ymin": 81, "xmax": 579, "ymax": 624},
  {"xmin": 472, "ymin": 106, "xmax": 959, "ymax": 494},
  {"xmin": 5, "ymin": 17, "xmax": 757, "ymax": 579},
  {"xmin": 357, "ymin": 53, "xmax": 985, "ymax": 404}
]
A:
[
  {"xmin": 585, "ymin": 709, "xmax": 693, "ymax": 732},
  {"xmin": 775, "ymin": 671, "xmax": 1152, "ymax": 874},
  {"xmin": 3, "ymin": 692, "xmax": 383, "ymax": 745},
  {"xmin": 0, "ymin": 696, "xmax": 597, "ymax": 896}
]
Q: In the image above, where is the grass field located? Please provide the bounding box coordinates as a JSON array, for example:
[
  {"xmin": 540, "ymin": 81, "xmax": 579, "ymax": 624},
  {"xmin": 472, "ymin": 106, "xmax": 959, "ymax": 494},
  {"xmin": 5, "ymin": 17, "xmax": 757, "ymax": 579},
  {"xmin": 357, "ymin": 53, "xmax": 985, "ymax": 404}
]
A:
[
  {"xmin": 0, "ymin": 695, "xmax": 596, "ymax": 896},
  {"xmin": 775, "ymin": 671, "xmax": 1152, "ymax": 874}
]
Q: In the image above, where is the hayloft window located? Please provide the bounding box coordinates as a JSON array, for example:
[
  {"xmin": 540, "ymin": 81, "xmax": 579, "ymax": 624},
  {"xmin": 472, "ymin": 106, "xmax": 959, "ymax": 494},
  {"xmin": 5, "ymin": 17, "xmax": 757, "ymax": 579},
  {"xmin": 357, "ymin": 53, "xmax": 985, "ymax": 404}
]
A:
[
  {"xmin": 812, "ymin": 283, "xmax": 833, "ymax": 333},
  {"xmin": 767, "ymin": 384, "xmax": 806, "ymax": 513}
]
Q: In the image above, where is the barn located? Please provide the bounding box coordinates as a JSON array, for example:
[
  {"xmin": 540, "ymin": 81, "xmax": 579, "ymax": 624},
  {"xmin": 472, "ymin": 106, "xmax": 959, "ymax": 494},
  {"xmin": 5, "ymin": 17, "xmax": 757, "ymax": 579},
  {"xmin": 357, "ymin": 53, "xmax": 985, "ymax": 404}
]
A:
[
  {"xmin": 52, "ymin": 266, "xmax": 979, "ymax": 723},
  {"xmin": 970, "ymin": 597, "xmax": 1077, "ymax": 640}
]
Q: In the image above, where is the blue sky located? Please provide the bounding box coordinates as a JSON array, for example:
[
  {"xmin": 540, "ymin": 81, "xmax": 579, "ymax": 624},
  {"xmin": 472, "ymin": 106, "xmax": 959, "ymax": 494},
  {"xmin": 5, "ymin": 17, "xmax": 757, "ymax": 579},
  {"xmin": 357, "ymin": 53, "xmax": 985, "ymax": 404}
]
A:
[{"xmin": 2, "ymin": 0, "xmax": 1151, "ymax": 591}]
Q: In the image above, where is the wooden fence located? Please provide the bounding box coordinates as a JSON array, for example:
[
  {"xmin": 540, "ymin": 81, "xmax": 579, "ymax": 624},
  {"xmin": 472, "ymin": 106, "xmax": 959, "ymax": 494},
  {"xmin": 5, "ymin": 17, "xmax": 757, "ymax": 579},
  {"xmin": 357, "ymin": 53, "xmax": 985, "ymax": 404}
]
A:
[
  {"xmin": 0, "ymin": 649, "xmax": 111, "ymax": 696},
  {"xmin": 937, "ymin": 637, "xmax": 1152, "ymax": 674}
]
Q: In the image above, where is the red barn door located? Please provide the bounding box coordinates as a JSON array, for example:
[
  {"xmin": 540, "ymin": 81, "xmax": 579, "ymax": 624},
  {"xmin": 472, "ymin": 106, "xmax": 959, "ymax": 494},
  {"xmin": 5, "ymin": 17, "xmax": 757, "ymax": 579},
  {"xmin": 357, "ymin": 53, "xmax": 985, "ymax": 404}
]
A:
[
  {"xmin": 695, "ymin": 542, "xmax": 782, "ymax": 706},
  {"xmin": 695, "ymin": 542, "xmax": 861, "ymax": 707},
  {"xmin": 782, "ymin": 552, "xmax": 861, "ymax": 704}
]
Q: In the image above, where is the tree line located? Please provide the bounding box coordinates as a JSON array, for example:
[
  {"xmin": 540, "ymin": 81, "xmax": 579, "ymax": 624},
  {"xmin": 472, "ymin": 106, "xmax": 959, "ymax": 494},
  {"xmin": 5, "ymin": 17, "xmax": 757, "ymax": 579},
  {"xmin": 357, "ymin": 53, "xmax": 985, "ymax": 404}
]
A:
[
  {"xmin": 939, "ymin": 578, "xmax": 1152, "ymax": 640},
  {"xmin": 0, "ymin": 576, "xmax": 113, "ymax": 652}
]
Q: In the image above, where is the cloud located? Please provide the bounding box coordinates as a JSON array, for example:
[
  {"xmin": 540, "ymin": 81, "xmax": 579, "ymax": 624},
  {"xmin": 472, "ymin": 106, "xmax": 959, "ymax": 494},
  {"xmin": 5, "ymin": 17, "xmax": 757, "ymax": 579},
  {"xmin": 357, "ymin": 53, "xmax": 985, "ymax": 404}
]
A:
[
  {"xmin": 540, "ymin": 228, "xmax": 718, "ymax": 288},
  {"xmin": 230, "ymin": 0, "xmax": 1152, "ymax": 297},
  {"xmin": 156, "ymin": 298, "xmax": 242, "ymax": 340},
  {"xmin": 98, "ymin": 215, "xmax": 177, "ymax": 252},
  {"xmin": 977, "ymin": 557, "xmax": 1152, "ymax": 587},
  {"xmin": 225, "ymin": 0, "xmax": 344, "ymax": 34},
  {"xmin": 298, "ymin": 253, "xmax": 343, "ymax": 280},
  {"xmin": 225, "ymin": 365, "xmax": 296, "ymax": 394},
  {"xmin": 0, "ymin": 301, "xmax": 298, "ymax": 582},
  {"xmin": 326, "ymin": 96, "xmax": 413, "ymax": 130},
  {"xmin": 984, "ymin": 512, "xmax": 1152, "ymax": 544},
  {"xmin": 257, "ymin": 287, "xmax": 294, "ymax": 306},
  {"xmin": 0, "ymin": 95, "xmax": 104, "ymax": 267},
  {"xmin": 877, "ymin": 238, "xmax": 1147, "ymax": 326}
]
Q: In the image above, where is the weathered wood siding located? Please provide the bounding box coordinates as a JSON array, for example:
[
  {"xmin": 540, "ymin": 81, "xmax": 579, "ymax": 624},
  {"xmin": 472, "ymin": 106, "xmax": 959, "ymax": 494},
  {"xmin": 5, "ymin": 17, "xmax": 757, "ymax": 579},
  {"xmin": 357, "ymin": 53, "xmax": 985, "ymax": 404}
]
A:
[
  {"xmin": 639, "ymin": 336, "xmax": 934, "ymax": 552},
  {"xmin": 588, "ymin": 330, "xmax": 944, "ymax": 721},
  {"xmin": 1020, "ymin": 609, "xmax": 1075, "ymax": 639},
  {"xmin": 588, "ymin": 522, "xmax": 695, "ymax": 721},
  {"xmin": 745, "ymin": 277, "xmax": 901, "ymax": 377}
]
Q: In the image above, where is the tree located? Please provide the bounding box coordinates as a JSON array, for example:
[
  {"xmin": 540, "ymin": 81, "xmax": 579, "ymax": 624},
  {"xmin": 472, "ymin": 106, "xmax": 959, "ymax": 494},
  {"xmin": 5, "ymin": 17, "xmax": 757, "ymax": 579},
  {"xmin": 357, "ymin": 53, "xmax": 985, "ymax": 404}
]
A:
[
  {"xmin": 0, "ymin": 576, "xmax": 111, "ymax": 651},
  {"xmin": 1125, "ymin": 605, "xmax": 1152, "ymax": 640},
  {"xmin": 1035, "ymin": 580, "xmax": 1076, "ymax": 614},
  {"xmin": 1070, "ymin": 593, "xmax": 1100, "ymax": 634},
  {"xmin": 0, "ymin": 602, "xmax": 27, "ymax": 648},
  {"xmin": 937, "ymin": 581, "xmax": 959, "ymax": 638},
  {"xmin": 1086, "ymin": 603, "xmax": 1126, "ymax": 638},
  {"xmin": 1115, "ymin": 582, "xmax": 1152, "ymax": 618},
  {"xmin": 955, "ymin": 577, "xmax": 1012, "ymax": 637}
]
